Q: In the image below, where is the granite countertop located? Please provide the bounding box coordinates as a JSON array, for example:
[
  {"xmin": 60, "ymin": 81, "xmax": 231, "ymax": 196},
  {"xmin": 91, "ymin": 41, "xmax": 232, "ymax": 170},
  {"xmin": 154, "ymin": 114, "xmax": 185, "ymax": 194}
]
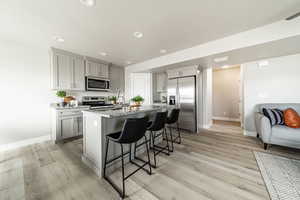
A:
[
  {"xmin": 83, "ymin": 106, "xmax": 161, "ymax": 118},
  {"xmin": 50, "ymin": 103, "xmax": 90, "ymax": 110}
]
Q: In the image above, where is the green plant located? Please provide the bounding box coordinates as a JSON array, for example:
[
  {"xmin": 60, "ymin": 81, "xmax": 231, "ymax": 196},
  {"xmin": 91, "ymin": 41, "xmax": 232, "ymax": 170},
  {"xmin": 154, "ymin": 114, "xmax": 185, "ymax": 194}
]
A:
[
  {"xmin": 131, "ymin": 95, "xmax": 144, "ymax": 102},
  {"xmin": 108, "ymin": 96, "xmax": 117, "ymax": 101},
  {"xmin": 56, "ymin": 91, "xmax": 66, "ymax": 98}
]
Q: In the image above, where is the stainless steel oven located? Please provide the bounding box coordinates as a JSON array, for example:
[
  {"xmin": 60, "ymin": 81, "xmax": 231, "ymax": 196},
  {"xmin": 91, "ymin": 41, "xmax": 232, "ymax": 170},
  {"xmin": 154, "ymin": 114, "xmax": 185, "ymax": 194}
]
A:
[{"xmin": 85, "ymin": 76, "xmax": 110, "ymax": 91}]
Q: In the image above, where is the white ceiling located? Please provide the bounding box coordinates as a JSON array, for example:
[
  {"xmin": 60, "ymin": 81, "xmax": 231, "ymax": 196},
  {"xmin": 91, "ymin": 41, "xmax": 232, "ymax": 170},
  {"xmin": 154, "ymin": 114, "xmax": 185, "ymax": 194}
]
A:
[{"xmin": 1, "ymin": 0, "xmax": 300, "ymax": 66}]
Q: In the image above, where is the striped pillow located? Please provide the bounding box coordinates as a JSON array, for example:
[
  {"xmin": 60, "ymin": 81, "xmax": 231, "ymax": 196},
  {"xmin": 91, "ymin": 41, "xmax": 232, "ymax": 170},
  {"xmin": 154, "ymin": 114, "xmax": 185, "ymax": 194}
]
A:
[{"xmin": 262, "ymin": 108, "xmax": 285, "ymax": 126}]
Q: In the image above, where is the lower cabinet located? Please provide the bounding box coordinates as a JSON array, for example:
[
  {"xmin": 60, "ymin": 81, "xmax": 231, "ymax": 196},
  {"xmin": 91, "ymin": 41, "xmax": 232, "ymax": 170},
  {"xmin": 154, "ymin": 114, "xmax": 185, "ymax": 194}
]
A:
[
  {"xmin": 51, "ymin": 108, "xmax": 88, "ymax": 143},
  {"xmin": 59, "ymin": 116, "xmax": 83, "ymax": 139}
]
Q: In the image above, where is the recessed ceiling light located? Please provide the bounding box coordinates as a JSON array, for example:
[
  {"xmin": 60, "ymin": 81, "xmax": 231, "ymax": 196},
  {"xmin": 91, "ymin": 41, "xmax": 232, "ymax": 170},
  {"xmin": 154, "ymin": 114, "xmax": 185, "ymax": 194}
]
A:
[
  {"xmin": 160, "ymin": 49, "xmax": 167, "ymax": 54},
  {"xmin": 99, "ymin": 52, "xmax": 107, "ymax": 56},
  {"xmin": 80, "ymin": 0, "xmax": 95, "ymax": 7},
  {"xmin": 53, "ymin": 36, "xmax": 64, "ymax": 43},
  {"xmin": 133, "ymin": 32, "xmax": 143, "ymax": 38},
  {"xmin": 214, "ymin": 56, "xmax": 228, "ymax": 63}
]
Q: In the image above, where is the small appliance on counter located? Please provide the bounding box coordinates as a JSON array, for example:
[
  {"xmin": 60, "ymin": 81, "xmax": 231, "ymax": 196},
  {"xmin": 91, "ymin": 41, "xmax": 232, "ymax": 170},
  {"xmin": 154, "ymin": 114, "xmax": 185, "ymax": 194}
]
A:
[{"xmin": 82, "ymin": 96, "xmax": 113, "ymax": 109}]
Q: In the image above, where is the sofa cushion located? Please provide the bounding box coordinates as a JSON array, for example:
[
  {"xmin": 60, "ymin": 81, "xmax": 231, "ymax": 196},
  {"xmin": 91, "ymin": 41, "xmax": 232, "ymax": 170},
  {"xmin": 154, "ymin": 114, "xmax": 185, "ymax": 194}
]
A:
[
  {"xmin": 284, "ymin": 108, "xmax": 300, "ymax": 128},
  {"xmin": 272, "ymin": 125, "xmax": 300, "ymax": 141},
  {"xmin": 262, "ymin": 108, "xmax": 284, "ymax": 126}
]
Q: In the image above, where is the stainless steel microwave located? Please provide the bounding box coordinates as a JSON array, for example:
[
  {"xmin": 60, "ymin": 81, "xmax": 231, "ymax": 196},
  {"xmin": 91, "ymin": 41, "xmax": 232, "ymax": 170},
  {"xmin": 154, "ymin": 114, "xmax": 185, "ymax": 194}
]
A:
[{"xmin": 85, "ymin": 76, "xmax": 110, "ymax": 91}]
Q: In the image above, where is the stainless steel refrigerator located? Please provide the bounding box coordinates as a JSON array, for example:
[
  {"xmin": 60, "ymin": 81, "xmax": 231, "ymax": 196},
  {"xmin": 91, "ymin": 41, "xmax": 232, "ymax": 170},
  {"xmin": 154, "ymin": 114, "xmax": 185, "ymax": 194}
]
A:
[{"xmin": 167, "ymin": 76, "xmax": 197, "ymax": 132}]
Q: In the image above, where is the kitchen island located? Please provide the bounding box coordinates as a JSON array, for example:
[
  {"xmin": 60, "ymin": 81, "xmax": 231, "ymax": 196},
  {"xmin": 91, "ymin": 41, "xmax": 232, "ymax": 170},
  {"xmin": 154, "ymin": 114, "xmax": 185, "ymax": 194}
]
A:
[{"xmin": 81, "ymin": 106, "xmax": 162, "ymax": 177}]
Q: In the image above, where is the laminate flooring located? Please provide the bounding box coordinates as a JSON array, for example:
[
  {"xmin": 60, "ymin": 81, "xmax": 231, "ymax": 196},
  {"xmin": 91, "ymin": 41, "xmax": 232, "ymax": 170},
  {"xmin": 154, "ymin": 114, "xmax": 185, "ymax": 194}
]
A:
[{"xmin": 1, "ymin": 128, "xmax": 300, "ymax": 200}]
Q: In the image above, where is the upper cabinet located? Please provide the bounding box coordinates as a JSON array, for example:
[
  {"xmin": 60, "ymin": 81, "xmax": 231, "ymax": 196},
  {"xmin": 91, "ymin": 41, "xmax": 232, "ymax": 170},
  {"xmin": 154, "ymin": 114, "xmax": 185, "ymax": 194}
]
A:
[
  {"xmin": 156, "ymin": 72, "xmax": 167, "ymax": 92},
  {"xmin": 167, "ymin": 66, "xmax": 198, "ymax": 79},
  {"xmin": 50, "ymin": 48, "xmax": 110, "ymax": 91},
  {"xmin": 71, "ymin": 57, "xmax": 85, "ymax": 91},
  {"xmin": 50, "ymin": 48, "xmax": 85, "ymax": 91},
  {"xmin": 110, "ymin": 65, "xmax": 125, "ymax": 92},
  {"xmin": 85, "ymin": 60, "xmax": 109, "ymax": 78}
]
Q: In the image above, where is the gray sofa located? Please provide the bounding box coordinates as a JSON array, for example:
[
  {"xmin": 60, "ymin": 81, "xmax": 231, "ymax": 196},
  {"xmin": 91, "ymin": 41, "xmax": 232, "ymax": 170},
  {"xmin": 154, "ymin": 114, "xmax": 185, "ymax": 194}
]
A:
[{"xmin": 255, "ymin": 103, "xmax": 300, "ymax": 150}]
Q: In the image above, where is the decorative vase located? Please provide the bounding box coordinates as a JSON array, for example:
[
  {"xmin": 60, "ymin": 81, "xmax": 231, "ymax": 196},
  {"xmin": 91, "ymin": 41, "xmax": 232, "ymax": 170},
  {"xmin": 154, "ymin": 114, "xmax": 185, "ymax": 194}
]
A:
[{"xmin": 134, "ymin": 101, "xmax": 141, "ymax": 106}]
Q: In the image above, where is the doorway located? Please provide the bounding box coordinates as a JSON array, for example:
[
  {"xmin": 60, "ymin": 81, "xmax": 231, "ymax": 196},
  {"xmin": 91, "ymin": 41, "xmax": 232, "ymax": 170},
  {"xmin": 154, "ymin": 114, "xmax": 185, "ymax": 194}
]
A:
[{"xmin": 210, "ymin": 65, "xmax": 242, "ymax": 132}]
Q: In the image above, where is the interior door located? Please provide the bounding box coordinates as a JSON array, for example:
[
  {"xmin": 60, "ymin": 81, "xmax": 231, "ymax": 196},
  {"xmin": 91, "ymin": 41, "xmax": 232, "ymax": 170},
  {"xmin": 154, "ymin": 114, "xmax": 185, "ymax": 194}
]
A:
[{"xmin": 178, "ymin": 76, "xmax": 196, "ymax": 132}]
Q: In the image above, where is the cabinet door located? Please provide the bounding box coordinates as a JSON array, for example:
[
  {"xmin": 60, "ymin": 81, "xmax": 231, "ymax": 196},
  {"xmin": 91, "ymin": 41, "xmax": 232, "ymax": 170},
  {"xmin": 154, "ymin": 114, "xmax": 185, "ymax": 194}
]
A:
[
  {"xmin": 110, "ymin": 65, "xmax": 125, "ymax": 92},
  {"xmin": 86, "ymin": 61, "xmax": 101, "ymax": 77},
  {"xmin": 60, "ymin": 117, "xmax": 75, "ymax": 139},
  {"xmin": 73, "ymin": 116, "xmax": 83, "ymax": 136},
  {"xmin": 71, "ymin": 57, "xmax": 85, "ymax": 91},
  {"xmin": 100, "ymin": 64, "xmax": 109, "ymax": 78},
  {"xmin": 156, "ymin": 73, "xmax": 167, "ymax": 92},
  {"xmin": 53, "ymin": 53, "xmax": 71, "ymax": 90}
]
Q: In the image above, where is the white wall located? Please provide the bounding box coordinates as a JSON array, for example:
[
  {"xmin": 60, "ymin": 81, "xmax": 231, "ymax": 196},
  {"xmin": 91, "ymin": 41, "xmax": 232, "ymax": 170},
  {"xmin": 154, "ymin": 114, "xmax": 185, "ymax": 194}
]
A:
[
  {"xmin": 213, "ymin": 67, "xmax": 240, "ymax": 120},
  {"xmin": 243, "ymin": 53, "xmax": 300, "ymax": 134},
  {"xmin": 0, "ymin": 41, "xmax": 57, "ymax": 146},
  {"xmin": 202, "ymin": 68, "xmax": 213, "ymax": 128}
]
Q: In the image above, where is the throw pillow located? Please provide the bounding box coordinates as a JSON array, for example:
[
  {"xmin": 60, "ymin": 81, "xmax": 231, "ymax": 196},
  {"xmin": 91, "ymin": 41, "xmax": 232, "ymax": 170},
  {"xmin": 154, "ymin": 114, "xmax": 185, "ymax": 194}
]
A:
[
  {"xmin": 262, "ymin": 108, "xmax": 284, "ymax": 126},
  {"xmin": 284, "ymin": 108, "xmax": 300, "ymax": 128}
]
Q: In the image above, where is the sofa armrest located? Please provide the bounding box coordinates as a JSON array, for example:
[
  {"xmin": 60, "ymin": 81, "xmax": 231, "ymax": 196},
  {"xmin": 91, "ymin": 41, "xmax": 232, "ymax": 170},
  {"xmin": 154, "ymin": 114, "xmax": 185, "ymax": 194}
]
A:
[{"xmin": 255, "ymin": 112, "xmax": 272, "ymax": 143}]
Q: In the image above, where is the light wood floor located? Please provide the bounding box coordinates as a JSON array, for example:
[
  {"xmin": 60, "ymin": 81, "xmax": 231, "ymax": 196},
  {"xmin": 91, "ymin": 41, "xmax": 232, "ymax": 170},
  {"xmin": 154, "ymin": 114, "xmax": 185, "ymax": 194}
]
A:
[{"xmin": 1, "ymin": 129, "xmax": 300, "ymax": 200}]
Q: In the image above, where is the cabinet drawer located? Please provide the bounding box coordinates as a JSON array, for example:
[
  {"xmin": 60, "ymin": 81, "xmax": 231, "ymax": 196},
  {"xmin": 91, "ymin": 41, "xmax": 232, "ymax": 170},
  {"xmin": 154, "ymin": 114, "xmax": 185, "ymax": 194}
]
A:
[{"xmin": 58, "ymin": 110, "xmax": 83, "ymax": 117}]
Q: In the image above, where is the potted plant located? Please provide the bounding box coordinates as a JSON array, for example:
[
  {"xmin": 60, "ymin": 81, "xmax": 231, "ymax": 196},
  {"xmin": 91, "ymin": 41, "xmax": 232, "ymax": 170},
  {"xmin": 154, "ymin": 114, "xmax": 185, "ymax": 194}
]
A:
[
  {"xmin": 108, "ymin": 96, "xmax": 117, "ymax": 105},
  {"xmin": 56, "ymin": 90, "xmax": 66, "ymax": 107},
  {"xmin": 131, "ymin": 95, "xmax": 144, "ymax": 106}
]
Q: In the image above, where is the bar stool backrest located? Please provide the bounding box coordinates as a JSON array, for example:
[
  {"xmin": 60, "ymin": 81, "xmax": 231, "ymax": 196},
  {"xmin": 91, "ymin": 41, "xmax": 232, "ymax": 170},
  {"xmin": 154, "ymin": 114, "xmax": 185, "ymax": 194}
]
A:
[
  {"xmin": 167, "ymin": 109, "xmax": 180, "ymax": 124},
  {"xmin": 148, "ymin": 111, "xmax": 168, "ymax": 131},
  {"xmin": 118, "ymin": 116, "xmax": 149, "ymax": 144}
]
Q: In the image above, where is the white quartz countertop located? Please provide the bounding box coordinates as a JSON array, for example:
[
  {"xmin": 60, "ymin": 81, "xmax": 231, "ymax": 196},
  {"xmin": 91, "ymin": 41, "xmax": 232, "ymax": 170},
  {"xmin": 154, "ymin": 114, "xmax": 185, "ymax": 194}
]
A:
[{"xmin": 83, "ymin": 106, "xmax": 162, "ymax": 118}]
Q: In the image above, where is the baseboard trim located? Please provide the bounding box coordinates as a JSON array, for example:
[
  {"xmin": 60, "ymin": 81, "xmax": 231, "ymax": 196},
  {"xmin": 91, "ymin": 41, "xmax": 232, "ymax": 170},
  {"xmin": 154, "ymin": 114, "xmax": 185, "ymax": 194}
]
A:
[
  {"xmin": 213, "ymin": 117, "xmax": 240, "ymax": 122},
  {"xmin": 244, "ymin": 130, "xmax": 257, "ymax": 137},
  {"xmin": 0, "ymin": 135, "xmax": 51, "ymax": 152}
]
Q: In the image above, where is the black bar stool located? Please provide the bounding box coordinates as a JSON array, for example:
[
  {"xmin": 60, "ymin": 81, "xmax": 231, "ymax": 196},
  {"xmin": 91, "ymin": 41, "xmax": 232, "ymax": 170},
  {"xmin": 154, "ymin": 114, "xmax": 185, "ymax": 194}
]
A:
[
  {"xmin": 147, "ymin": 111, "xmax": 170, "ymax": 168},
  {"xmin": 166, "ymin": 109, "xmax": 181, "ymax": 152},
  {"xmin": 103, "ymin": 116, "xmax": 152, "ymax": 199}
]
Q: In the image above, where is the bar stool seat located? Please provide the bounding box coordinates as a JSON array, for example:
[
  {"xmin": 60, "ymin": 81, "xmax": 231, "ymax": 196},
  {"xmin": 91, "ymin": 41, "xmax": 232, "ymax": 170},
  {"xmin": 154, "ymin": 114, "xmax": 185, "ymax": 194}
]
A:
[{"xmin": 106, "ymin": 131, "xmax": 122, "ymax": 141}]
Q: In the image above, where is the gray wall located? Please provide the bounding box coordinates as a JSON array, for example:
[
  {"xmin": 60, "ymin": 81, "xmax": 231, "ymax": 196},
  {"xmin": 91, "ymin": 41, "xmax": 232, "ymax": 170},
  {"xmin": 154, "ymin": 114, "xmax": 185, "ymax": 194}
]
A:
[{"xmin": 213, "ymin": 66, "xmax": 240, "ymax": 120}]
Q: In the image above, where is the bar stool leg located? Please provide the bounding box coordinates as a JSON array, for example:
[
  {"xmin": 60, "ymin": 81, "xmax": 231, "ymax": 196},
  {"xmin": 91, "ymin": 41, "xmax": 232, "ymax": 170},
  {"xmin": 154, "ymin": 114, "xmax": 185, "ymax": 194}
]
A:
[
  {"xmin": 168, "ymin": 127, "xmax": 174, "ymax": 152},
  {"xmin": 129, "ymin": 143, "xmax": 132, "ymax": 162},
  {"xmin": 177, "ymin": 123, "xmax": 182, "ymax": 144},
  {"xmin": 103, "ymin": 138, "xmax": 109, "ymax": 177},
  {"xmin": 164, "ymin": 128, "xmax": 171, "ymax": 155},
  {"xmin": 120, "ymin": 144, "xmax": 125, "ymax": 198},
  {"xmin": 150, "ymin": 131, "xmax": 157, "ymax": 168},
  {"xmin": 144, "ymin": 135, "xmax": 152, "ymax": 175}
]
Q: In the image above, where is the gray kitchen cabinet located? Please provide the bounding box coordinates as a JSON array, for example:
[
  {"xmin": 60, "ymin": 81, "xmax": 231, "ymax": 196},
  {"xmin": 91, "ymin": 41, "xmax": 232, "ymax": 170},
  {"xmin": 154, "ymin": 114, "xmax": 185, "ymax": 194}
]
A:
[
  {"xmin": 109, "ymin": 65, "xmax": 125, "ymax": 92},
  {"xmin": 85, "ymin": 60, "xmax": 109, "ymax": 78},
  {"xmin": 51, "ymin": 52, "xmax": 72, "ymax": 90},
  {"xmin": 51, "ymin": 107, "xmax": 89, "ymax": 143},
  {"xmin": 71, "ymin": 57, "xmax": 85, "ymax": 91},
  {"xmin": 156, "ymin": 72, "xmax": 167, "ymax": 92},
  {"xmin": 50, "ymin": 48, "xmax": 85, "ymax": 91}
]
